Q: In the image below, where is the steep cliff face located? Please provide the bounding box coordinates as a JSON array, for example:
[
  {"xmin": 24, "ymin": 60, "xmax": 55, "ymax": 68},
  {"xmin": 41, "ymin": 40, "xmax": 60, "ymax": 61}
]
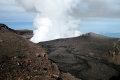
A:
[
  {"xmin": 38, "ymin": 32, "xmax": 120, "ymax": 80},
  {"xmin": 0, "ymin": 24, "xmax": 79, "ymax": 80}
]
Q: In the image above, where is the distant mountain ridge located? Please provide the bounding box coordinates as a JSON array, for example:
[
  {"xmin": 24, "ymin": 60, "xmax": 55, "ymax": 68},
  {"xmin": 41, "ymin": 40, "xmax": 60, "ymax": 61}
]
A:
[
  {"xmin": 1, "ymin": 23, "xmax": 120, "ymax": 40},
  {"xmin": 0, "ymin": 23, "xmax": 15, "ymax": 32},
  {"xmin": 0, "ymin": 23, "xmax": 33, "ymax": 39}
]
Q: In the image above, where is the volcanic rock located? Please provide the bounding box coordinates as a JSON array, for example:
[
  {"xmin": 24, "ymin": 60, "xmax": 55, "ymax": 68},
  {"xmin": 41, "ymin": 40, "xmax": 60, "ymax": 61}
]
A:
[
  {"xmin": 38, "ymin": 32, "xmax": 120, "ymax": 80},
  {"xmin": 0, "ymin": 24, "xmax": 79, "ymax": 80}
]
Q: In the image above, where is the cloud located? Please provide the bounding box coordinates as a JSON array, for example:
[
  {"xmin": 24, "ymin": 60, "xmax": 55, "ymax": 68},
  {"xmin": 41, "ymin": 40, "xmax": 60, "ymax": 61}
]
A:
[
  {"xmin": 0, "ymin": 0, "xmax": 120, "ymax": 23},
  {"xmin": 0, "ymin": 0, "xmax": 35, "ymax": 22},
  {"xmin": 71, "ymin": 0, "xmax": 120, "ymax": 19}
]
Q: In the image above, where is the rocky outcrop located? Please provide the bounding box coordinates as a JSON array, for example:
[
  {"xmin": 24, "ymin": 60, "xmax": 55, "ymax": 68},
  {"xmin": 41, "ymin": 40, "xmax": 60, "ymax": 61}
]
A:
[
  {"xmin": 0, "ymin": 24, "xmax": 79, "ymax": 80},
  {"xmin": 38, "ymin": 32, "xmax": 120, "ymax": 80},
  {"xmin": 109, "ymin": 40, "xmax": 120, "ymax": 65},
  {"xmin": 109, "ymin": 40, "xmax": 120, "ymax": 56}
]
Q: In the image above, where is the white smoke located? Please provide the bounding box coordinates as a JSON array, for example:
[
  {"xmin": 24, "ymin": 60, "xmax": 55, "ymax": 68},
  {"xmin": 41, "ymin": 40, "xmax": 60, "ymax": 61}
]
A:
[{"xmin": 16, "ymin": 0, "xmax": 82, "ymax": 43}]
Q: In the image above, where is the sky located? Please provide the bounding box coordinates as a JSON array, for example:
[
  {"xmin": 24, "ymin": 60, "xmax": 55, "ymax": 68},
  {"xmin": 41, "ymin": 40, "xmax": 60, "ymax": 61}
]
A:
[{"xmin": 0, "ymin": 0, "xmax": 120, "ymax": 37}]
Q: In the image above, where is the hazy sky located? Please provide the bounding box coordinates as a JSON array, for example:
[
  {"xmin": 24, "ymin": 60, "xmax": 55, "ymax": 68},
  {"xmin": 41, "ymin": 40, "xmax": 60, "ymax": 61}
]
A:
[{"xmin": 0, "ymin": 0, "xmax": 120, "ymax": 34}]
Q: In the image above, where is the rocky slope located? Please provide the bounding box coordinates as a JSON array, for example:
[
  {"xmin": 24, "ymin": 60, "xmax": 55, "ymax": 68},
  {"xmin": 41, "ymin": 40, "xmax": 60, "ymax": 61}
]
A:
[
  {"xmin": 0, "ymin": 24, "xmax": 80, "ymax": 80},
  {"xmin": 38, "ymin": 32, "xmax": 120, "ymax": 80}
]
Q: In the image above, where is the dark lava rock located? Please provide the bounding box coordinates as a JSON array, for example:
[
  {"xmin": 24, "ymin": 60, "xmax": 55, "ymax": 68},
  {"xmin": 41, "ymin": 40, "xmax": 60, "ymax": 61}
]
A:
[
  {"xmin": 0, "ymin": 24, "xmax": 79, "ymax": 80},
  {"xmin": 38, "ymin": 32, "xmax": 120, "ymax": 80}
]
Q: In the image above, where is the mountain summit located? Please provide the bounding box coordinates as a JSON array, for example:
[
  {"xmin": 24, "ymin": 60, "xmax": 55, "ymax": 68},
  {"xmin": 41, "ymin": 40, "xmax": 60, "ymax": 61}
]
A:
[{"xmin": 82, "ymin": 32, "xmax": 112, "ymax": 39}]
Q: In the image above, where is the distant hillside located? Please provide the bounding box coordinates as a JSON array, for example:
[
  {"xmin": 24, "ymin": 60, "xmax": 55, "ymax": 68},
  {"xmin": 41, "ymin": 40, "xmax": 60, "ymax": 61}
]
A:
[
  {"xmin": 38, "ymin": 32, "xmax": 120, "ymax": 80},
  {"xmin": 0, "ymin": 23, "xmax": 33, "ymax": 39}
]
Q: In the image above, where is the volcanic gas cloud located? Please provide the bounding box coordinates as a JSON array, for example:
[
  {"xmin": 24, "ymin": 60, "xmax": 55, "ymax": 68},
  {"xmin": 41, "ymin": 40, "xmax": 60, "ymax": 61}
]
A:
[{"xmin": 16, "ymin": 0, "xmax": 81, "ymax": 43}]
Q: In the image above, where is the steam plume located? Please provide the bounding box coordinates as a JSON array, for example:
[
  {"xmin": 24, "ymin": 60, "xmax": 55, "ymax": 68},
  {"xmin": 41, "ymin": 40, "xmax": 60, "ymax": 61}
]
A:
[{"xmin": 16, "ymin": 0, "xmax": 81, "ymax": 43}]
